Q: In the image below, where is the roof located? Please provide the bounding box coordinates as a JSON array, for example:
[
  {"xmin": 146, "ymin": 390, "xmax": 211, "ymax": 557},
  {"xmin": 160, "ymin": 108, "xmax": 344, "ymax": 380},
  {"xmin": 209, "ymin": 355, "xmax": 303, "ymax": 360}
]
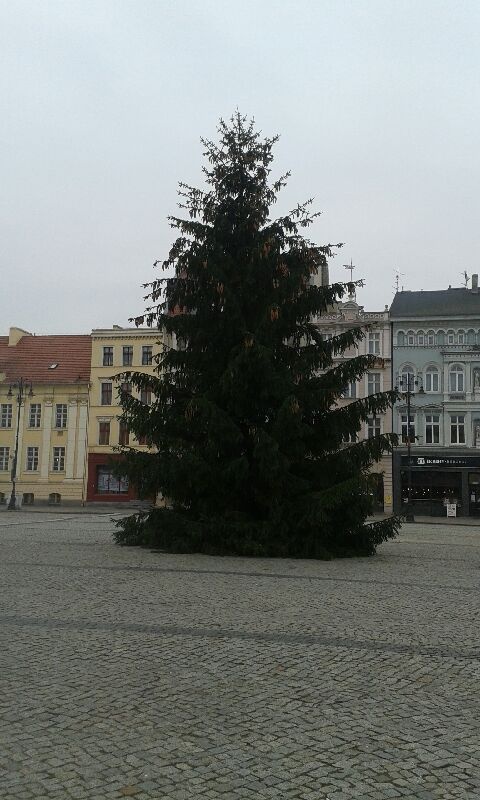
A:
[
  {"xmin": 390, "ymin": 288, "xmax": 480, "ymax": 319},
  {"xmin": 0, "ymin": 334, "xmax": 91, "ymax": 384}
]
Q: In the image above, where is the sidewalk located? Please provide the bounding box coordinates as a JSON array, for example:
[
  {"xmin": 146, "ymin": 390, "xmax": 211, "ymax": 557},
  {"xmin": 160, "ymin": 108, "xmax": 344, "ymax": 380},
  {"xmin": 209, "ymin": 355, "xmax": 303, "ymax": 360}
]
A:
[{"xmin": 0, "ymin": 502, "xmax": 148, "ymax": 515}]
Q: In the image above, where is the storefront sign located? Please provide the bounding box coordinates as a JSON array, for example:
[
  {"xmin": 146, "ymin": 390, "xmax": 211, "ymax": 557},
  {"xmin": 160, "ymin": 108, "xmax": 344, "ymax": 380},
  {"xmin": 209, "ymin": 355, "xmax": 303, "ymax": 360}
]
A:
[
  {"xmin": 446, "ymin": 504, "xmax": 457, "ymax": 517},
  {"xmin": 401, "ymin": 454, "xmax": 480, "ymax": 468}
]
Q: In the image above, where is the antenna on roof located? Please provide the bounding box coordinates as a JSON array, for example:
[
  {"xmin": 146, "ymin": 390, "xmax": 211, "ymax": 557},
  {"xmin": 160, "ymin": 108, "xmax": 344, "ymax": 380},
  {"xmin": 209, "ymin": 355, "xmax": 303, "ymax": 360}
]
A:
[
  {"xmin": 394, "ymin": 269, "xmax": 405, "ymax": 293},
  {"xmin": 461, "ymin": 270, "xmax": 470, "ymax": 288}
]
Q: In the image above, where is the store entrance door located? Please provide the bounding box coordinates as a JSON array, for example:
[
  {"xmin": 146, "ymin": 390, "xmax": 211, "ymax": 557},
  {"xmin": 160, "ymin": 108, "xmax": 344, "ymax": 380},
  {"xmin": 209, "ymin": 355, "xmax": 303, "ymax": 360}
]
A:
[{"xmin": 468, "ymin": 473, "xmax": 480, "ymax": 516}]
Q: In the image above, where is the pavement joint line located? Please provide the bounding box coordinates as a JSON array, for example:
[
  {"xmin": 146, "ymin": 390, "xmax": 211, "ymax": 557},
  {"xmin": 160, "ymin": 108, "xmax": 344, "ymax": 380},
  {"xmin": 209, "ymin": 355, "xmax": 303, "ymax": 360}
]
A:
[
  {"xmin": 1, "ymin": 613, "xmax": 480, "ymax": 661},
  {"xmin": 0, "ymin": 513, "xmax": 127, "ymax": 527},
  {"xmin": 1, "ymin": 561, "xmax": 478, "ymax": 593}
]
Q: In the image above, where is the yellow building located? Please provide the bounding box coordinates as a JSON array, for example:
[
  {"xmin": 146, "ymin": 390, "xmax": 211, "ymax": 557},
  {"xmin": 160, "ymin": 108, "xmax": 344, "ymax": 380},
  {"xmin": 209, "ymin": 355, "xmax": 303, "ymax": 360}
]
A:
[
  {"xmin": 0, "ymin": 327, "xmax": 91, "ymax": 506},
  {"xmin": 86, "ymin": 327, "xmax": 163, "ymax": 502}
]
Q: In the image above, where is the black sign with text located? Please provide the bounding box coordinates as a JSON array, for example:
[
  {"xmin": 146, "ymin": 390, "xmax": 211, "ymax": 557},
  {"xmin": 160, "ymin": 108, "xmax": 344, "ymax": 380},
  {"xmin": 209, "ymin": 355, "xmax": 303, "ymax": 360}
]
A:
[{"xmin": 401, "ymin": 454, "xmax": 480, "ymax": 468}]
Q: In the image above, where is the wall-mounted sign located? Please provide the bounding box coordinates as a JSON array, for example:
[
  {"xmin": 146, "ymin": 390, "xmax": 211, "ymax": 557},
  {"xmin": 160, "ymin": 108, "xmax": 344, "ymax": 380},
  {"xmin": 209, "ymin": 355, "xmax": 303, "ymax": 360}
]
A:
[{"xmin": 400, "ymin": 454, "xmax": 480, "ymax": 468}]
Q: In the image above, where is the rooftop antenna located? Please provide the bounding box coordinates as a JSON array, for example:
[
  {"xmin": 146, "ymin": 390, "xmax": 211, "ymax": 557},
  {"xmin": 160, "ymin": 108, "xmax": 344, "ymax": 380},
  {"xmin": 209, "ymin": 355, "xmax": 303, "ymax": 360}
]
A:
[
  {"xmin": 343, "ymin": 259, "xmax": 356, "ymax": 297},
  {"xmin": 394, "ymin": 269, "xmax": 405, "ymax": 293},
  {"xmin": 461, "ymin": 270, "xmax": 470, "ymax": 288}
]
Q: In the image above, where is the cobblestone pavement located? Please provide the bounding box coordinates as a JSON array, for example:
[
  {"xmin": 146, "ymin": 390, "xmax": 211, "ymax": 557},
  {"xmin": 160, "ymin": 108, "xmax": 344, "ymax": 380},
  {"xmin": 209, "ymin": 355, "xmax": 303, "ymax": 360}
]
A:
[{"xmin": 1, "ymin": 513, "xmax": 479, "ymax": 799}]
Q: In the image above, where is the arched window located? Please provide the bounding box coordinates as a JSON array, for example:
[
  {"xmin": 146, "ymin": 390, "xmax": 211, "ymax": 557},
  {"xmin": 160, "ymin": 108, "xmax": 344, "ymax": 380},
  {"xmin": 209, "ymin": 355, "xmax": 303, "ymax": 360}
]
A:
[
  {"xmin": 407, "ymin": 330, "xmax": 415, "ymax": 346},
  {"xmin": 458, "ymin": 330, "xmax": 465, "ymax": 345},
  {"xmin": 400, "ymin": 365, "xmax": 415, "ymax": 392},
  {"xmin": 467, "ymin": 329, "xmax": 476, "ymax": 345},
  {"xmin": 437, "ymin": 330, "xmax": 445, "ymax": 345},
  {"xmin": 427, "ymin": 330, "xmax": 435, "ymax": 346},
  {"xmin": 417, "ymin": 330, "xmax": 425, "ymax": 346},
  {"xmin": 449, "ymin": 364, "xmax": 464, "ymax": 393},
  {"xmin": 425, "ymin": 366, "xmax": 439, "ymax": 393},
  {"xmin": 397, "ymin": 330, "xmax": 405, "ymax": 346},
  {"xmin": 447, "ymin": 330, "xmax": 455, "ymax": 345}
]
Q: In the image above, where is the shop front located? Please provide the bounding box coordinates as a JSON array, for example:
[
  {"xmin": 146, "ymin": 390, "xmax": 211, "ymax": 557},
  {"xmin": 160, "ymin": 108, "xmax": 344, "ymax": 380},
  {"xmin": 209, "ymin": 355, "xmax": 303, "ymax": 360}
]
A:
[
  {"xmin": 393, "ymin": 451, "xmax": 480, "ymax": 517},
  {"xmin": 86, "ymin": 453, "xmax": 137, "ymax": 502}
]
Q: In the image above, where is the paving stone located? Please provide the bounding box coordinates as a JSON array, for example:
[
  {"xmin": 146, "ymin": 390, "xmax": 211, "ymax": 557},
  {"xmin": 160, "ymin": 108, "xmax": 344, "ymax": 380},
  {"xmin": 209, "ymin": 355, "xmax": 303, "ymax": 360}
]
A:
[{"xmin": 0, "ymin": 513, "xmax": 479, "ymax": 799}]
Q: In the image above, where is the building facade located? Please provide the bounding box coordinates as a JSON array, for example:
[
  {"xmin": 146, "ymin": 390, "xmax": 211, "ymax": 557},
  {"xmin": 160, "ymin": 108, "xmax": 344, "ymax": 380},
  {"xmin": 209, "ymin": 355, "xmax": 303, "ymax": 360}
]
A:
[
  {"xmin": 0, "ymin": 327, "xmax": 91, "ymax": 506},
  {"xmin": 314, "ymin": 294, "xmax": 393, "ymax": 513},
  {"xmin": 86, "ymin": 327, "xmax": 164, "ymax": 502},
  {"xmin": 391, "ymin": 278, "xmax": 480, "ymax": 517}
]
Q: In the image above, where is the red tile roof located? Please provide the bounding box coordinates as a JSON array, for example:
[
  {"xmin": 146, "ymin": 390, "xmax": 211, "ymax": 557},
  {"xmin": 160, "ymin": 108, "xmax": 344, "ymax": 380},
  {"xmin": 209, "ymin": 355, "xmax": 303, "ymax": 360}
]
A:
[{"xmin": 0, "ymin": 334, "xmax": 91, "ymax": 385}]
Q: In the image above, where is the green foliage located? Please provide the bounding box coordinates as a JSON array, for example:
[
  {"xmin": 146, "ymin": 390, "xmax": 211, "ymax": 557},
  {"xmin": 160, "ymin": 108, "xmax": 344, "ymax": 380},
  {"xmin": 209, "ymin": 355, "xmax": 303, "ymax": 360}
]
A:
[{"xmin": 114, "ymin": 113, "xmax": 400, "ymax": 558}]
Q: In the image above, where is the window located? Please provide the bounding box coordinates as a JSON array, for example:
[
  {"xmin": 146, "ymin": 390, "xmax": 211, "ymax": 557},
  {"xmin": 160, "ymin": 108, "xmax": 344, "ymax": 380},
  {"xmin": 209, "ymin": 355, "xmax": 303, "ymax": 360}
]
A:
[
  {"xmin": 396, "ymin": 331, "xmax": 405, "ymax": 346},
  {"xmin": 367, "ymin": 417, "xmax": 381, "ymax": 438},
  {"xmin": 458, "ymin": 331, "xmax": 465, "ymax": 345},
  {"xmin": 137, "ymin": 434, "xmax": 147, "ymax": 446},
  {"xmin": 447, "ymin": 331, "xmax": 455, "ymax": 345},
  {"xmin": 103, "ymin": 346, "xmax": 113, "ymax": 366},
  {"xmin": 427, "ymin": 331, "xmax": 435, "ymax": 346},
  {"xmin": 425, "ymin": 414, "xmax": 440, "ymax": 444},
  {"xmin": 341, "ymin": 382, "xmax": 356, "ymax": 399},
  {"xmin": 437, "ymin": 330, "xmax": 445, "ymax": 345},
  {"xmin": 0, "ymin": 404, "xmax": 12, "ymax": 428},
  {"xmin": 401, "ymin": 414, "xmax": 415, "ymax": 444},
  {"xmin": 407, "ymin": 331, "xmax": 415, "ymax": 346},
  {"xmin": 368, "ymin": 332, "xmax": 381, "ymax": 354},
  {"xmin": 367, "ymin": 373, "xmax": 381, "ymax": 395},
  {"xmin": 142, "ymin": 345, "xmax": 153, "ymax": 365},
  {"xmin": 342, "ymin": 431, "xmax": 357, "ymax": 443},
  {"xmin": 425, "ymin": 366, "xmax": 439, "ymax": 393},
  {"xmin": 119, "ymin": 421, "xmax": 129, "ymax": 446},
  {"xmin": 29, "ymin": 403, "xmax": 41, "ymax": 428},
  {"xmin": 449, "ymin": 364, "xmax": 464, "ymax": 393},
  {"xmin": 52, "ymin": 447, "xmax": 65, "ymax": 472},
  {"xmin": 417, "ymin": 331, "xmax": 425, "ymax": 346},
  {"xmin": 120, "ymin": 382, "xmax": 132, "ymax": 395},
  {"xmin": 399, "ymin": 366, "xmax": 415, "ymax": 392},
  {"xmin": 96, "ymin": 466, "xmax": 129, "ymax": 494},
  {"xmin": 140, "ymin": 387, "xmax": 152, "ymax": 405},
  {"xmin": 123, "ymin": 346, "xmax": 133, "ymax": 366},
  {"xmin": 99, "ymin": 421, "xmax": 110, "ymax": 445},
  {"xmin": 101, "ymin": 383, "xmax": 113, "ymax": 405},
  {"xmin": 450, "ymin": 415, "xmax": 465, "ymax": 444},
  {"xmin": 26, "ymin": 446, "xmax": 39, "ymax": 471},
  {"xmin": 55, "ymin": 404, "xmax": 68, "ymax": 429},
  {"xmin": 0, "ymin": 447, "xmax": 9, "ymax": 471}
]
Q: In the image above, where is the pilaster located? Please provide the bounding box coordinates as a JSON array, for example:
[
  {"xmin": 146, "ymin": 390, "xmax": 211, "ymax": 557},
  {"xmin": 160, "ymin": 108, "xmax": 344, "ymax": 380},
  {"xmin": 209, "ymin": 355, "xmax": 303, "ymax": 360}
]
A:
[{"xmin": 66, "ymin": 400, "xmax": 78, "ymax": 479}]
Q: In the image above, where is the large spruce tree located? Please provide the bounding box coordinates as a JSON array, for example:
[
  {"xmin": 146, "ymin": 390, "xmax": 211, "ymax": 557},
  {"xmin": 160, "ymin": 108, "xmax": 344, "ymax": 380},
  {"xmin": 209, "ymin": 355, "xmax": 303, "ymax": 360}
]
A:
[{"xmin": 114, "ymin": 113, "xmax": 400, "ymax": 557}]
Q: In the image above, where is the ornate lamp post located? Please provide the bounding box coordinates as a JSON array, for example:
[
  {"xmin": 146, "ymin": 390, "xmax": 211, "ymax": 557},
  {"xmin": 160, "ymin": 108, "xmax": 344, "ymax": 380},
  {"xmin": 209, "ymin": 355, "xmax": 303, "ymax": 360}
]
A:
[
  {"xmin": 395, "ymin": 373, "xmax": 424, "ymax": 523},
  {"xmin": 7, "ymin": 378, "xmax": 33, "ymax": 511}
]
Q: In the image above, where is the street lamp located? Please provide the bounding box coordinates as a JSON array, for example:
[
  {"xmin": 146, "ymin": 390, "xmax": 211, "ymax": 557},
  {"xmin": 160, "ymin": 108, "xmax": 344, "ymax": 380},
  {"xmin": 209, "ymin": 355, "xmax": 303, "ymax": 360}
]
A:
[
  {"xmin": 395, "ymin": 372, "xmax": 424, "ymax": 523},
  {"xmin": 7, "ymin": 378, "xmax": 33, "ymax": 511}
]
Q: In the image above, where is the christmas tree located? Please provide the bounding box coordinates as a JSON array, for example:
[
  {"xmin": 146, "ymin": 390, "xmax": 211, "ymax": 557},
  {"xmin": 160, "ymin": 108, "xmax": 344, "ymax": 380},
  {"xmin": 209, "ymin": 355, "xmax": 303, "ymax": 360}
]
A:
[{"xmin": 114, "ymin": 113, "xmax": 400, "ymax": 557}]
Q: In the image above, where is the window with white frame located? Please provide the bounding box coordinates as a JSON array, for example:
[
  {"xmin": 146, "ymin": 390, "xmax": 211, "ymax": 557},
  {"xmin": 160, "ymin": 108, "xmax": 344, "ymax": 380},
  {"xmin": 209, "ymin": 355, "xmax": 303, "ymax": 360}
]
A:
[
  {"xmin": 425, "ymin": 414, "xmax": 440, "ymax": 444},
  {"xmin": 342, "ymin": 431, "xmax": 357, "ymax": 443},
  {"xmin": 407, "ymin": 331, "xmax": 415, "ymax": 346},
  {"xmin": 103, "ymin": 346, "xmax": 114, "ymax": 366},
  {"xmin": 26, "ymin": 446, "xmax": 39, "ymax": 471},
  {"xmin": 401, "ymin": 414, "xmax": 415, "ymax": 444},
  {"xmin": 447, "ymin": 331, "xmax": 455, "ymax": 345},
  {"xmin": 450, "ymin": 415, "xmax": 465, "ymax": 444},
  {"xmin": 341, "ymin": 382, "xmax": 356, "ymax": 399},
  {"xmin": 29, "ymin": 403, "xmax": 41, "ymax": 428},
  {"xmin": 0, "ymin": 404, "xmax": 12, "ymax": 428},
  {"xmin": 449, "ymin": 364, "xmax": 464, "ymax": 393},
  {"xmin": 368, "ymin": 332, "xmax": 381, "ymax": 354},
  {"xmin": 367, "ymin": 373, "xmax": 381, "ymax": 395},
  {"xmin": 399, "ymin": 366, "xmax": 415, "ymax": 392},
  {"xmin": 427, "ymin": 330, "xmax": 435, "ymax": 346},
  {"xmin": 425, "ymin": 366, "xmax": 439, "ymax": 392},
  {"xmin": 417, "ymin": 331, "xmax": 425, "ymax": 346},
  {"xmin": 101, "ymin": 383, "xmax": 113, "ymax": 406},
  {"xmin": 52, "ymin": 447, "xmax": 65, "ymax": 472},
  {"xmin": 55, "ymin": 404, "xmax": 68, "ymax": 428},
  {"xmin": 367, "ymin": 416, "xmax": 381, "ymax": 438},
  {"xmin": 457, "ymin": 330, "xmax": 465, "ymax": 344},
  {"xmin": 0, "ymin": 447, "xmax": 9, "ymax": 470}
]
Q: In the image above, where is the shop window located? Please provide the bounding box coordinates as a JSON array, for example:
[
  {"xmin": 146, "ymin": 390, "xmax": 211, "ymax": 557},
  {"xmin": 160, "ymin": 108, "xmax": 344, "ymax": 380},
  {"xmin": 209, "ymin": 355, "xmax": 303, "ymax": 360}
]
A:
[
  {"xmin": 425, "ymin": 366, "xmax": 439, "ymax": 392},
  {"xmin": 96, "ymin": 466, "xmax": 129, "ymax": 494},
  {"xmin": 449, "ymin": 364, "xmax": 464, "ymax": 393},
  {"xmin": 450, "ymin": 415, "xmax": 465, "ymax": 444},
  {"xmin": 425, "ymin": 414, "xmax": 440, "ymax": 444},
  {"xmin": 401, "ymin": 414, "xmax": 415, "ymax": 444},
  {"xmin": 367, "ymin": 373, "xmax": 380, "ymax": 395},
  {"xmin": 48, "ymin": 493, "xmax": 61, "ymax": 505}
]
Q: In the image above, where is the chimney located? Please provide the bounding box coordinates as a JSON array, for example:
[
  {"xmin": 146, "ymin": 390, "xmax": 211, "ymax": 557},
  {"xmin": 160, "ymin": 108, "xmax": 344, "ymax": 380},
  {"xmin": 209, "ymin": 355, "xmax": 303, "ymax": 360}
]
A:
[
  {"xmin": 8, "ymin": 326, "xmax": 32, "ymax": 346},
  {"xmin": 472, "ymin": 274, "xmax": 478, "ymax": 293}
]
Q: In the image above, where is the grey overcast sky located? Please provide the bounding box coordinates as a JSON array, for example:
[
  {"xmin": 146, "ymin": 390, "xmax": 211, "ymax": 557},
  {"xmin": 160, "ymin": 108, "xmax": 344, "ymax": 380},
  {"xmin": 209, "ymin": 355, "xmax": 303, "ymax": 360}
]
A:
[{"xmin": 1, "ymin": 0, "xmax": 479, "ymax": 333}]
